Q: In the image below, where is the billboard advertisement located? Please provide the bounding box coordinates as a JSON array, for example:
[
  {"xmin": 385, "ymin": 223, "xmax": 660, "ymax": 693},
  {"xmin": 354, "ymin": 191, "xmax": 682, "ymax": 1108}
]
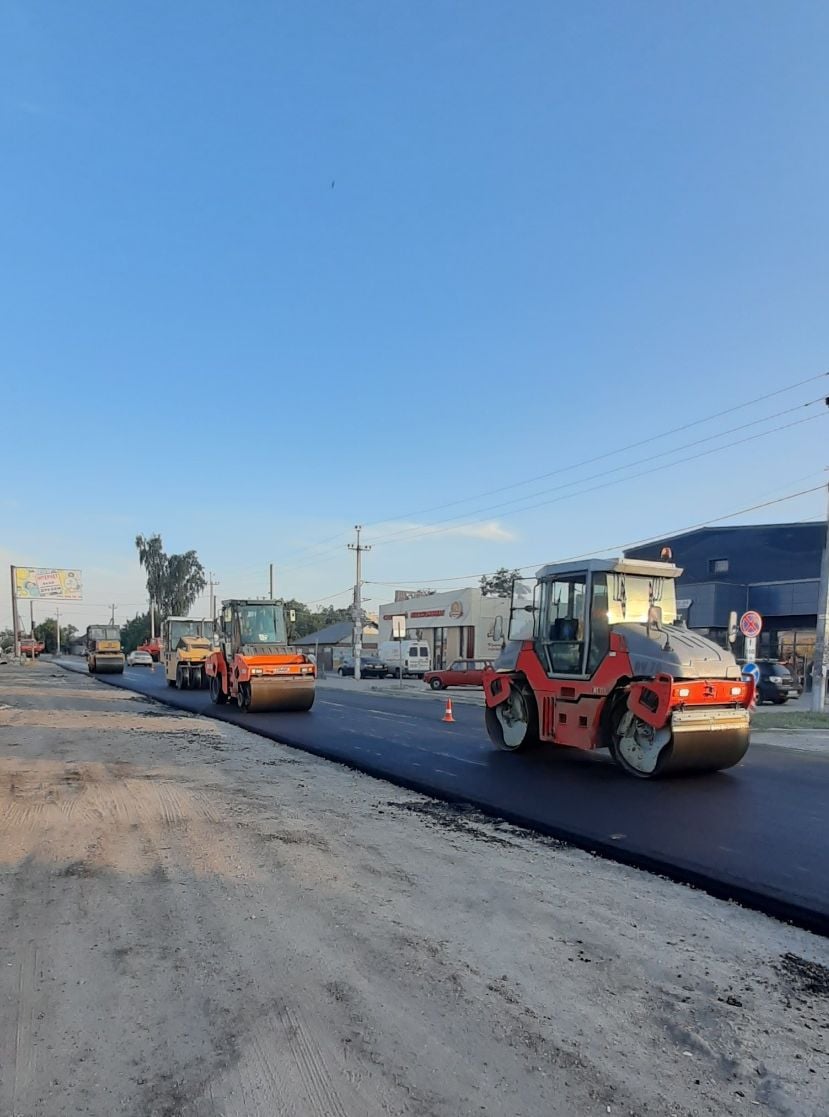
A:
[{"xmin": 14, "ymin": 567, "xmax": 83, "ymax": 600}]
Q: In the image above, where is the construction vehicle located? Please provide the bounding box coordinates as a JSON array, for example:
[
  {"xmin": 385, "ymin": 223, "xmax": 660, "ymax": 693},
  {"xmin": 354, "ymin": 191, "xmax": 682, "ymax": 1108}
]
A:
[
  {"xmin": 86, "ymin": 624, "xmax": 125, "ymax": 674},
  {"xmin": 204, "ymin": 600, "xmax": 316, "ymax": 712},
  {"xmin": 137, "ymin": 636, "xmax": 162, "ymax": 661},
  {"xmin": 162, "ymin": 617, "xmax": 214, "ymax": 689},
  {"xmin": 483, "ymin": 558, "xmax": 753, "ymax": 779}
]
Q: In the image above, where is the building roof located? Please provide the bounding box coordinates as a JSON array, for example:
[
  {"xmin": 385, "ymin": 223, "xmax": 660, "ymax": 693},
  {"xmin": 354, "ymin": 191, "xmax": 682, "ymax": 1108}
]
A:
[
  {"xmin": 294, "ymin": 621, "xmax": 352, "ymax": 646},
  {"xmin": 628, "ymin": 521, "xmax": 822, "ymax": 544},
  {"xmin": 294, "ymin": 620, "xmax": 378, "ymax": 646}
]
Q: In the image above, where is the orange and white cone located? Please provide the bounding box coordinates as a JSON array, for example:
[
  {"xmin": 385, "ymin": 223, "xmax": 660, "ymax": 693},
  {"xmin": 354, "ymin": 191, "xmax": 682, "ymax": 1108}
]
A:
[{"xmin": 442, "ymin": 698, "xmax": 455, "ymax": 723}]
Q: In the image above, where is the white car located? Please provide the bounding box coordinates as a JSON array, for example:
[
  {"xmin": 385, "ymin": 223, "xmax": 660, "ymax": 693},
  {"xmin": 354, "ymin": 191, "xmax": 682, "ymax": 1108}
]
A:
[{"xmin": 126, "ymin": 650, "xmax": 153, "ymax": 667}]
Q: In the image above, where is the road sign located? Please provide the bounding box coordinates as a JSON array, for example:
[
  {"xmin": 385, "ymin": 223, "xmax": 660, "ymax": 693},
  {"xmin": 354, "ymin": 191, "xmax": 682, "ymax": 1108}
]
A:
[
  {"xmin": 742, "ymin": 662, "xmax": 760, "ymax": 686},
  {"xmin": 743, "ymin": 636, "xmax": 757, "ymax": 662},
  {"xmin": 391, "ymin": 615, "xmax": 406, "ymax": 639},
  {"xmin": 739, "ymin": 610, "xmax": 763, "ymax": 638}
]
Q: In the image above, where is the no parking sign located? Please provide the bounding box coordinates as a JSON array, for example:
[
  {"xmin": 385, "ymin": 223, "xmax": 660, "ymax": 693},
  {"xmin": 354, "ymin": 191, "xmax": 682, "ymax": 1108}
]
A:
[
  {"xmin": 739, "ymin": 611, "xmax": 763, "ymax": 638},
  {"xmin": 740, "ymin": 612, "xmax": 763, "ymax": 661}
]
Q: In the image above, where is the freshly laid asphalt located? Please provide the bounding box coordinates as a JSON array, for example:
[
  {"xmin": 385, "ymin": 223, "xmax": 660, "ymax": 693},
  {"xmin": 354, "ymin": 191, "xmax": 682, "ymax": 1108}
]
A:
[{"xmin": 59, "ymin": 660, "xmax": 828, "ymax": 935}]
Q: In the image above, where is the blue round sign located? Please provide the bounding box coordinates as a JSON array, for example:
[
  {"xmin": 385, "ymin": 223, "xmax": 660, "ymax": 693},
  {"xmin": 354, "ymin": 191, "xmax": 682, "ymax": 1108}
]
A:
[{"xmin": 742, "ymin": 662, "xmax": 760, "ymax": 685}]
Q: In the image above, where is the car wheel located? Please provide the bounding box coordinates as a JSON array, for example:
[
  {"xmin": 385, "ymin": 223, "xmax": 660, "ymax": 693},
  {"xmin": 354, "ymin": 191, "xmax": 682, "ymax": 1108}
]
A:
[
  {"xmin": 773, "ymin": 697, "xmax": 788, "ymax": 705},
  {"xmin": 429, "ymin": 677, "xmax": 443, "ymax": 690}
]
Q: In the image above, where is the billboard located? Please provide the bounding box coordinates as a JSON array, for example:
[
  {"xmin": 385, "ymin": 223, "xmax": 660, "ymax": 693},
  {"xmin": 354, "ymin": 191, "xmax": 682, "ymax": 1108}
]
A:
[{"xmin": 14, "ymin": 567, "xmax": 83, "ymax": 600}]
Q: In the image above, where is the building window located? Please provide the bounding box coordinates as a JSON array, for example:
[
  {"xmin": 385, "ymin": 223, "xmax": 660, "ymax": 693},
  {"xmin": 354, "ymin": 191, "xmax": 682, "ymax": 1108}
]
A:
[{"xmin": 708, "ymin": 558, "xmax": 729, "ymax": 575}]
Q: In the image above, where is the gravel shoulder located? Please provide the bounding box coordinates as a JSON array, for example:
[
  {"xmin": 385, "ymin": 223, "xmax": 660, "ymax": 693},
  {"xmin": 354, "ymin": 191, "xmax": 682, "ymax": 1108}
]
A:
[{"xmin": 0, "ymin": 662, "xmax": 827, "ymax": 1117}]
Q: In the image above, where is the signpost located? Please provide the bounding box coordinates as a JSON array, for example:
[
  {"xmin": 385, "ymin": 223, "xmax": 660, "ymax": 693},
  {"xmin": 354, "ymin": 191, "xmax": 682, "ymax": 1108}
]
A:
[
  {"xmin": 392, "ymin": 614, "xmax": 406, "ymax": 690},
  {"xmin": 739, "ymin": 610, "xmax": 763, "ymax": 663}
]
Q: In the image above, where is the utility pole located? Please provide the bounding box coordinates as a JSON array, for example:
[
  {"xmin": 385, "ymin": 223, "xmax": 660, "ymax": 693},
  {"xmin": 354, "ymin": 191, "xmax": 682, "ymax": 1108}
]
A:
[
  {"xmin": 208, "ymin": 571, "xmax": 219, "ymax": 620},
  {"xmin": 269, "ymin": 563, "xmax": 275, "ymax": 600},
  {"xmin": 110, "ymin": 603, "xmax": 116, "ymax": 625},
  {"xmin": 10, "ymin": 566, "xmax": 21, "ymax": 661},
  {"xmin": 149, "ymin": 598, "xmax": 155, "ymax": 642},
  {"xmin": 348, "ymin": 525, "xmax": 371, "ymax": 681},
  {"xmin": 812, "ymin": 478, "xmax": 829, "ymax": 713},
  {"xmin": 30, "ymin": 600, "xmax": 35, "ymax": 637},
  {"xmin": 55, "ymin": 606, "xmax": 60, "ymax": 655}
]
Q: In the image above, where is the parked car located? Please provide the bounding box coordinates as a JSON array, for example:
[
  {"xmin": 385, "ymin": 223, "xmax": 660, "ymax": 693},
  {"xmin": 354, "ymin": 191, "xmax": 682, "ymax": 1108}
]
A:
[
  {"xmin": 423, "ymin": 659, "xmax": 494, "ymax": 690},
  {"xmin": 127, "ymin": 649, "xmax": 154, "ymax": 667},
  {"xmin": 337, "ymin": 654, "xmax": 389, "ymax": 678},
  {"xmin": 377, "ymin": 641, "xmax": 432, "ymax": 678},
  {"xmin": 756, "ymin": 660, "xmax": 802, "ymax": 704}
]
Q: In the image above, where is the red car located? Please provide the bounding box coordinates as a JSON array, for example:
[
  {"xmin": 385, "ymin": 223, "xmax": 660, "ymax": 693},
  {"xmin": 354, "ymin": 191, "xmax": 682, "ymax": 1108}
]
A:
[{"xmin": 424, "ymin": 659, "xmax": 493, "ymax": 690}]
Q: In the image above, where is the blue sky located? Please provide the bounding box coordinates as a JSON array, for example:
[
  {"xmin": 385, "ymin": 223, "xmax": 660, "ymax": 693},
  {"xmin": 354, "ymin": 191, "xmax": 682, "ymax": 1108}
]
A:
[{"xmin": 2, "ymin": 1, "xmax": 828, "ymax": 631}]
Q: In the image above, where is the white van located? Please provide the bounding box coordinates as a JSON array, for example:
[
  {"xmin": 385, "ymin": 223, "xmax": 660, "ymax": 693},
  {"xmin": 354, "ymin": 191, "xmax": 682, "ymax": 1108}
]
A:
[{"xmin": 378, "ymin": 640, "xmax": 431, "ymax": 678}]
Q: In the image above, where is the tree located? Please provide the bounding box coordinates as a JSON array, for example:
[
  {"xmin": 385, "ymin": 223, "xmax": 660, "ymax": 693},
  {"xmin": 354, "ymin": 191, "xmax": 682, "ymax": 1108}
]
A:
[
  {"xmin": 33, "ymin": 618, "xmax": 79, "ymax": 653},
  {"xmin": 135, "ymin": 534, "xmax": 206, "ymax": 620},
  {"xmin": 0, "ymin": 628, "xmax": 14, "ymax": 652},
  {"xmin": 121, "ymin": 612, "xmax": 151, "ymax": 654},
  {"xmin": 480, "ymin": 567, "xmax": 521, "ymax": 597}
]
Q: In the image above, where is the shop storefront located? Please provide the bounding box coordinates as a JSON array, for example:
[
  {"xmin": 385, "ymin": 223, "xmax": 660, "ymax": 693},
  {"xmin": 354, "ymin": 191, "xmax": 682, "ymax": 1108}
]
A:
[{"xmin": 377, "ymin": 588, "xmax": 510, "ymax": 669}]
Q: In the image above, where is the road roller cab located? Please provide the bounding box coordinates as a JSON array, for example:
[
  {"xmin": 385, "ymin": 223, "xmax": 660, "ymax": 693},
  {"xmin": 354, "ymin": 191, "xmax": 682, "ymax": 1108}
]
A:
[
  {"xmin": 162, "ymin": 616, "xmax": 214, "ymax": 690},
  {"xmin": 204, "ymin": 600, "xmax": 316, "ymax": 712},
  {"xmin": 482, "ymin": 558, "xmax": 753, "ymax": 778},
  {"xmin": 86, "ymin": 624, "xmax": 125, "ymax": 675}
]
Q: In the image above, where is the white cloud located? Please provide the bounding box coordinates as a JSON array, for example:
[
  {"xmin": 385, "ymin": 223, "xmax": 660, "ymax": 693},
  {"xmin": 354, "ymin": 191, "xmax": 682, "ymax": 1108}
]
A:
[
  {"xmin": 366, "ymin": 520, "xmax": 516, "ymax": 546},
  {"xmin": 441, "ymin": 521, "xmax": 516, "ymax": 542}
]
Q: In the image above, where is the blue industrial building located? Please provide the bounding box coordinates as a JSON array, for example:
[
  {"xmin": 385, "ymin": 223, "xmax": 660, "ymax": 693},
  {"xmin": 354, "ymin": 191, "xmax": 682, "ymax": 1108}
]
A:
[{"xmin": 625, "ymin": 522, "xmax": 825, "ymax": 678}]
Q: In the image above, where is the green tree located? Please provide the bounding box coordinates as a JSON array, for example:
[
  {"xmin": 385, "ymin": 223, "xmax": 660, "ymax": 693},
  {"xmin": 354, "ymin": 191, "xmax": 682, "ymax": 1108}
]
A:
[
  {"xmin": 479, "ymin": 567, "xmax": 521, "ymax": 597},
  {"xmin": 33, "ymin": 618, "xmax": 79, "ymax": 653},
  {"xmin": 0, "ymin": 628, "xmax": 14, "ymax": 651},
  {"xmin": 121, "ymin": 612, "xmax": 151, "ymax": 654},
  {"xmin": 136, "ymin": 534, "xmax": 206, "ymax": 620}
]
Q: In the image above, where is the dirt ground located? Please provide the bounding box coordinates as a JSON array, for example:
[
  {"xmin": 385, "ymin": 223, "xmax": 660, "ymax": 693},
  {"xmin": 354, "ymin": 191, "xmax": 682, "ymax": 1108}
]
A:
[{"xmin": 0, "ymin": 663, "xmax": 827, "ymax": 1117}]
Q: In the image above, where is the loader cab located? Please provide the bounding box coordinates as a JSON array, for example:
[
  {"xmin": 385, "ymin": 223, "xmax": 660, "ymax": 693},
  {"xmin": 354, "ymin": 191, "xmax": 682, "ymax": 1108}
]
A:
[{"xmin": 508, "ymin": 559, "xmax": 680, "ymax": 679}]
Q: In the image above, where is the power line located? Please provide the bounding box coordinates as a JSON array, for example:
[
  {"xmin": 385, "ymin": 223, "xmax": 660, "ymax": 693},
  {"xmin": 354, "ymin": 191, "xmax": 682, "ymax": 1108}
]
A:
[
  {"xmin": 262, "ymin": 368, "xmax": 829, "ymax": 574},
  {"xmin": 361, "ymin": 368, "xmax": 829, "ymax": 528},
  {"xmin": 364, "ymin": 480, "xmax": 827, "ymax": 588},
  {"xmin": 364, "ymin": 409, "xmax": 829, "ymax": 549}
]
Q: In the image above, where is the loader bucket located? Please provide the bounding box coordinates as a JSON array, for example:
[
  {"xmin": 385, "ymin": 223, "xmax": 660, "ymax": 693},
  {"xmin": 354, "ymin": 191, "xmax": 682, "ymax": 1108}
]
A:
[{"xmin": 245, "ymin": 677, "xmax": 315, "ymax": 713}]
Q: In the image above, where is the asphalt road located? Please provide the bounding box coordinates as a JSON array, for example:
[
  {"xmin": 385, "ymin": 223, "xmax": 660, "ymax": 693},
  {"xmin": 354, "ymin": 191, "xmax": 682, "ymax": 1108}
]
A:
[{"xmin": 61, "ymin": 660, "xmax": 829, "ymax": 935}]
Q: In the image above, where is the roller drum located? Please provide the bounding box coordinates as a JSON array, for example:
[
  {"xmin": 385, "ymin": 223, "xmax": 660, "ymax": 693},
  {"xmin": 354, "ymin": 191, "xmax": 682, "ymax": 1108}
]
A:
[
  {"xmin": 660, "ymin": 707, "xmax": 750, "ymax": 774},
  {"xmin": 95, "ymin": 655, "xmax": 125, "ymax": 675},
  {"xmin": 246, "ymin": 677, "xmax": 315, "ymax": 713}
]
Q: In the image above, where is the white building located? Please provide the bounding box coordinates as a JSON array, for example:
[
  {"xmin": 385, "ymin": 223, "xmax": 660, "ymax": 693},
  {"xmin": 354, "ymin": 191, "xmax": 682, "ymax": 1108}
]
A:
[{"xmin": 377, "ymin": 587, "xmax": 511, "ymax": 669}]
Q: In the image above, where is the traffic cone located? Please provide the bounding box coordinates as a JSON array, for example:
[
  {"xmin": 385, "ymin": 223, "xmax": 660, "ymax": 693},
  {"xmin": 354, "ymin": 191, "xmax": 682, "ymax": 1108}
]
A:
[{"xmin": 442, "ymin": 698, "xmax": 455, "ymax": 723}]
